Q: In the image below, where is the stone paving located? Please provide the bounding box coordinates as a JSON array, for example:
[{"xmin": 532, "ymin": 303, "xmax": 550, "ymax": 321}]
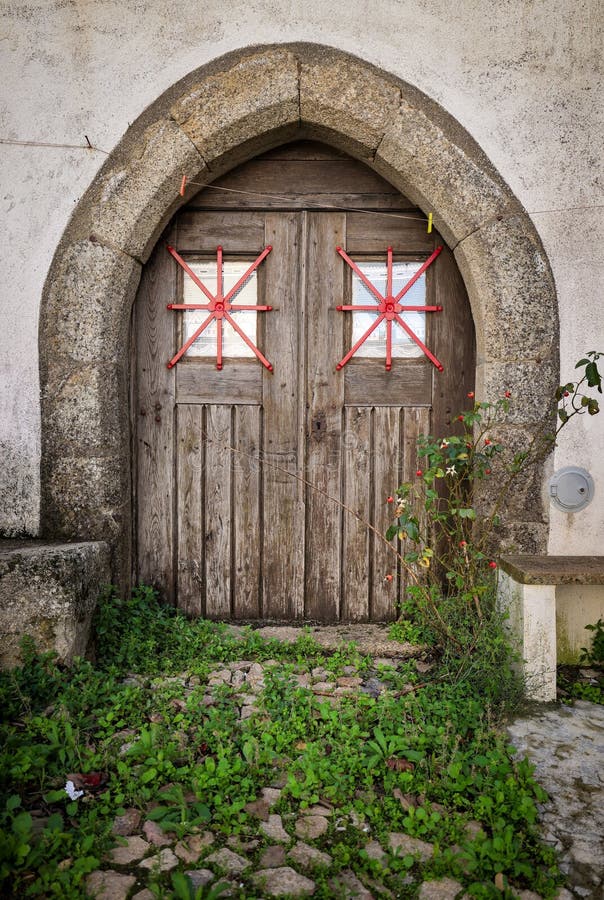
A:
[
  {"xmin": 507, "ymin": 700, "xmax": 604, "ymax": 900},
  {"xmin": 84, "ymin": 634, "xmax": 603, "ymax": 899}
]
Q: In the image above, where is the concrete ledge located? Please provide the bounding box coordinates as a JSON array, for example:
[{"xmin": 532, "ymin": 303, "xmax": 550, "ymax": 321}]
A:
[
  {"xmin": 500, "ymin": 555, "xmax": 604, "ymax": 585},
  {"xmin": 498, "ymin": 556, "xmax": 604, "ymax": 701},
  {"xmin": 0, "ymin": 540, "xmax": 111, "ymax": 668}
]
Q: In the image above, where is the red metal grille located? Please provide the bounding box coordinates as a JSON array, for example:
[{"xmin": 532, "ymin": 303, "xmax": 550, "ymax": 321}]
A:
[
  {"xmin": 335, "ymin": 245, "xmax": 444, "ymax": 371},
  {"xmin": 166, "ymin": 244, "xmax": 274, "ymax": 371}
]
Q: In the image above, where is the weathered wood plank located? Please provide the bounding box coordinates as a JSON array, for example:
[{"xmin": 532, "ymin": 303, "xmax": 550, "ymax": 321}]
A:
[
  {"xmin": 233, "ymin": 406, "xmax": 262, "ymax": 619},
  {"xmin": 176, "ymin": 211, "xmax": 266, "ymax": 253},
  {"xmin": 261, "ymin": 211, "xmax": 305, "ymax": 620},
  {"xmin": 371, "ymin": 407, "xmax": 401, "ymax": 621},
  {"xmin": 341, "ymin": 407, "xmax": 371, "ymax": 621},
  {"xmin": 398, "ymin": 406, "xmax": 431, "ymax": 609},
  {"xmin": 204, "ymin": 405, "xmax": 232, "ymax": 618},
  {"xmin": 134, "ymin": 229, "xmax": 176, "ymax": 602},
  {"xmin": 176, "ymin": 405, "xmax": 203, "ymax": 616},
  {"xmin": 344, "ymin": 359, "xmax": 432, "ymax": 407},
  {"xmin": 346, "ymin": 212, "xmax": 433, "ymax": 254},
  {"xmin": 304, "ymin": 212, "xmax": 346, "ymax": 621},
  {"xmin": 176, "ymin": 362, "xmax": 262, "ymax": 406},
  {"xmin": 186, "ymin": 140, "xmax": 413, "ymax": 211},
  {"xmin": 430, "ymin": 238, "xmax": 475, "ymax": 434}
]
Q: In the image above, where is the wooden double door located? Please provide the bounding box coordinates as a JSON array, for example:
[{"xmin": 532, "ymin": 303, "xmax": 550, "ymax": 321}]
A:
[{"xmin": 132, "ymin": 143, "xmax": 474, "ymax": 621}]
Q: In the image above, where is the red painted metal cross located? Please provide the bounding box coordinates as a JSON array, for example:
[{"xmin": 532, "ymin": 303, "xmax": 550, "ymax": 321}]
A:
[
  {"xmin": 335, "ymin": 245, "xmax": 444, "ymax": 372},
  {"xmin": 166, "ymin": 244, "xmax": 273, "ymax": 371}
]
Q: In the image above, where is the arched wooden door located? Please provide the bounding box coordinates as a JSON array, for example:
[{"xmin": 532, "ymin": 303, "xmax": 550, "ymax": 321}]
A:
[{"xmin": 132, "ymin": 142, "xmax": 474, "ymax": 622}]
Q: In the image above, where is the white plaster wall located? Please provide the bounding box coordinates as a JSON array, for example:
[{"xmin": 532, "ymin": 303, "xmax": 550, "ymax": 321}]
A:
[{"xmin": 1, "ymin": 0, "xmax": 603, "ymax": 548}]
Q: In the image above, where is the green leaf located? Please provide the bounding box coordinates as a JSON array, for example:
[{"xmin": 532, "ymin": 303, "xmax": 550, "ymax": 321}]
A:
[
  {"xmin": 192, "ymin": 802, "xmax": 211, "ymax": 822},
  {"xmin": 147, "ymin": 805, "xmax": 171, "ymax": 821},
  {"xmin": 43, "ymin": 789, "xmax": 68, "ymax": 803},
  {"xmin": 140, "ymin": 767, "xmax": 158, "ymax": 784},
  {"xmin": 575, "ymin": 358, "xmax": 590, "ymax": 368},
  {"xmin": 586, "ymin": 361, "xmax": 602, "ymax": 392},
  {"xmin": 558, "ymin": 408, "xmax": 569, "ymax": 423},
  {"xmin": 403, "ymin": 749, "xmax": 425, "ymax": 762},
  {"xmin": 588, "ymin": 399, "xmax": 600, "ymax": 415}
]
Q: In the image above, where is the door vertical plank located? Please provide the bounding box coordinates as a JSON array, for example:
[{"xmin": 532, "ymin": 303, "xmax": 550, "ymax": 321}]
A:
[
  {"xmin": 204, "ymin": 405, "xmax": 232, "ymax": 618},
  {"xmin": 397, "ymin": 406, "xmax": 431, "ymax": 608},
  {"xmin": 134, "ymin": 235, "xmax": 176, "ymax": 602},
  {"xmin": 176, "ymin": 405, "xmax": 203, "ymax": 617},
  {"xmin": 431, "ymin": 239, "xmax": 475, "ymax": 434},
  {"xmin": 371, "ymin": 407, "xmax": 400, "ymax": 621},
  {"xmin": 341, "ymin": 407, "xmax": 371, "ymax": 621},
  {"xmin": 261, "ymin": 212, "xmax": 304, "ymax": 619},
  {"xmin": 233, "ymin": 406, "xmax": 262, "ymax": 619},
  {"xmin": 304, "ymin": 212, "xmax": 346, "ymax": 621}
]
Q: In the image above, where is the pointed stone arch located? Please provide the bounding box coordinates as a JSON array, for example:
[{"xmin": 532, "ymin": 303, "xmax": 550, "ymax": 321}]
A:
[{"xmin": 39, "ymin": 43, "xmax": 558, "ymax": 586}]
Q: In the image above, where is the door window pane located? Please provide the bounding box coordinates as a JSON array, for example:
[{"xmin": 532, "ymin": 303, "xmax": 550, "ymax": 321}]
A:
[
  {"xmin": 352, "ymin": 261, "xmax": 426, "ymax": 358},
  {"xmin": 183, "ymin": 261, "xmax": 257, "ymax": 358}
]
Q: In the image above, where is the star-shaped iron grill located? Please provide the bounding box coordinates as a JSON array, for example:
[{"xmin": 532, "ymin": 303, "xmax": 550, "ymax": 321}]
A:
[
  {"xmin": 166, "ymin": 244, "xmax": 273, "ymax": 371},
  {"xmin": 335, "ymin": 245, "xmax": 444, "ymax": 372}
]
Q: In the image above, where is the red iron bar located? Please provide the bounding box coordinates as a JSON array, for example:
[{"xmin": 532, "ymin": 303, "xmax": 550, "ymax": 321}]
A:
[
  {"xmin": 335, "ymin": 245, "xmax": 444, "ymax": 372},
  {"xmin": 166, "ymin": 244, "xmax": 273, "ymax": 371}
]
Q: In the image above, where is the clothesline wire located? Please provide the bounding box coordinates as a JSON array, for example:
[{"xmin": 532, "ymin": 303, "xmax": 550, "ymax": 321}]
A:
[
  {"xmin": 0, "ymin": 137, "xmax": 109, "ymax": 154},
  {"xmin": 189, "ymin": 181, "xmax": 428, "ymax": 222},
  {"xmin": 1, "ymin": 137, "xmax": 603, "ymax": 219}
]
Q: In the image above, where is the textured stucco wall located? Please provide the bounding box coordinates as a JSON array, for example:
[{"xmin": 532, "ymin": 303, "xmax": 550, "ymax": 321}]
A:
[{"xmin": 1, "ymin": 0, "xmax": 603, "ymax": 551}]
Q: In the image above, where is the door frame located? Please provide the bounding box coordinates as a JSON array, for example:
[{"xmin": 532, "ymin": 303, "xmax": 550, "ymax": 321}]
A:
[{"xmin": 39, "ymin": 44, "xmax": 558, "ymax": 592}]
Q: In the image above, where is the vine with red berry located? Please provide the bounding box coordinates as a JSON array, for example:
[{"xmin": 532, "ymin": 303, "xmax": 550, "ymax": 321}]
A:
[{"xmin": 386, "ymin": 352, "xmax": 602, "ymax": 657}]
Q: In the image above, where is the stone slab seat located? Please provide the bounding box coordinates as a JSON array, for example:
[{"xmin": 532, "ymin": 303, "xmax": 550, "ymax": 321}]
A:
[
  {"xmin": 498, "ymin": 555, "xmax": 604, "ymax": 702},
  {"xmin": 0, "ymin": 540, "xmax": 111, "ymax": 668}
]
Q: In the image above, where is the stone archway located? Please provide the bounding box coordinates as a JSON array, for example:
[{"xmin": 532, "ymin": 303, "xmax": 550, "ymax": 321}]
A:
[{"xmin": 39, "ymin": 44, "xmax": 558, "ymax": 588}]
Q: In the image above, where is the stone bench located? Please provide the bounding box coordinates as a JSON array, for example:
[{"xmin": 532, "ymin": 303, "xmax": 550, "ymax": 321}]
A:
[
  {"xmin": 498, "ymin": 556, "xmax": 604, "ymax": 701},
  {"xmin": 0, "ymin": 541, "xmax": 111, "ymax": 668}
]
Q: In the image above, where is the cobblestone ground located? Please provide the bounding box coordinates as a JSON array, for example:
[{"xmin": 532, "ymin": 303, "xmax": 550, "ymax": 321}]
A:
[
  {"xmin": 507, "ymin": 701, "xmax": 604, "ymax": 900},
  {"xmin": 84, "ymin": 628, "xmax": 601, "ymax": 899}
]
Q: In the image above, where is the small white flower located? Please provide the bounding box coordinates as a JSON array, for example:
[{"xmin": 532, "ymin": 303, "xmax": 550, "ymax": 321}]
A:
[
  {"xmin": 440, "ymin": 440, "xmax": 449, "ymax": 448},
  {"xmin": 64, "ymin": 780, "xmax": 84, "ymax": 801},
  {"xmin": 446, "ymin": 465, "xmax": 457, "ymax": 476}
]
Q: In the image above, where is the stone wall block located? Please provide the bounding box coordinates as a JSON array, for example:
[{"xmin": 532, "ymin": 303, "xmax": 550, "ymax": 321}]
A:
[
  {"xmin": 0, "ymin": 541, "xmax": 111, "ymax": 668},
  {"xmin": 43, "ymin": 363, "xmax": 124, "ymax": 457},
  {"xmin": 475, "ymin": 359, "xmax": 558, "ymax": 425},
  {"xmin": 299, "ymin": 54, "xmax": 401, "ymax": 160},
  {"xmin": 374, "ymin": 100, "xmax": 518, "ymax": 246},
  {"xmin": 454, "ymin": 215, "xmax": 558, "ymax": 362},
  {"xmin": 41, "ymin": 240, "xmax": 141, "ymax": 368},
  {"xmin": 42, "ymin": 455, "xmax": 129, "ymax": 545},
  {"xmin": 86, "ymin": 119, "xmax": 208, "ymax": 262},
  {"xmin": 471, "ymin": 423, "xmax": 552, "ymax": 525},
  {"xmin": 495, "ymin": 521, "xmax": 550, "ymax": 554},
  {"xmin": 170, "ymin": 50, "xmax": 300, "ymax": 171}
]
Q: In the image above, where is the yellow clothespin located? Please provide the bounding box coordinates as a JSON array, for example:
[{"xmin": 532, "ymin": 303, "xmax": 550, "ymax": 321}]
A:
[{"xmin": 427, "ymin": 212, "xmax": 433, "ymax": 234}]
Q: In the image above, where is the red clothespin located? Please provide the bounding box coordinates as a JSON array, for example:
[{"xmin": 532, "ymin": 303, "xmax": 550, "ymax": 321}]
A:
[{"xmin": 179, "ymin": 175, "xmax": 187, "ymax": 197}]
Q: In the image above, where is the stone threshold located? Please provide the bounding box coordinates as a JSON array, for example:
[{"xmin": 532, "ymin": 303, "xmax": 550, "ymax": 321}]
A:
[{"xmin": 226, "ymin": 623, "xmax": 425, "ymax": 658}]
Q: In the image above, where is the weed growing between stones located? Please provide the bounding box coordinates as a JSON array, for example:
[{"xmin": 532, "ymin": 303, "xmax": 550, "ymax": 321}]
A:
[
  {"xmin": 556, "ymin": 618, "xmax": 604, "ymax": 705},
  {"xmin": 1, "ymin": 597, "xmax": 564, "ymax": 899}
]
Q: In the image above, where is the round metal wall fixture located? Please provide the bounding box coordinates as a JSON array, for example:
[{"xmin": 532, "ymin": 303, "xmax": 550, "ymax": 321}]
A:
[{"xmin": 548, "ymin": 466, "xmax": 595, "ymax": 512}]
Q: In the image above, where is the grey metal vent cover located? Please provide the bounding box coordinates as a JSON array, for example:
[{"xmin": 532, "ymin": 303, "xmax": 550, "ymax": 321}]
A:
[{"xmin": 548, "ymin": 466, "xmax": 595, "ymax": 512}]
